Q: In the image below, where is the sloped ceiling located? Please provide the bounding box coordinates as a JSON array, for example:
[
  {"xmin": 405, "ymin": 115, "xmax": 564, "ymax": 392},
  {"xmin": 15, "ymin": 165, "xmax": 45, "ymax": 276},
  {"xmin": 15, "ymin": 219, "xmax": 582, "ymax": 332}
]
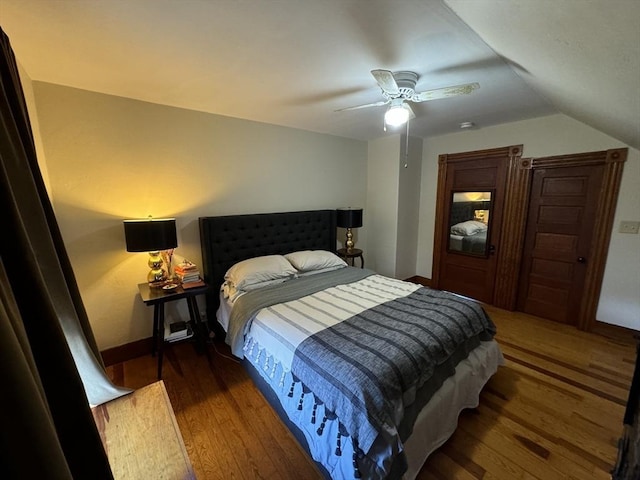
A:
[
  {"xmin": 446, "ymin": 0, "xmax": 640, "ymax": 149},
  {"xmin": 0, "ymin": 0, "xmax": 638, "ymax": 147}
]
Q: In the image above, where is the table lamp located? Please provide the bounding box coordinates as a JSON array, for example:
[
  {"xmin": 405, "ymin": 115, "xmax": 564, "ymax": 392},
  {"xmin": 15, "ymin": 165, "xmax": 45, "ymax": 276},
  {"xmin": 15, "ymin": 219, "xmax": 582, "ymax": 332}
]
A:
[
  {"xmin": 124, "ymin": 217, "xmax": 177, "ymax": 285},
  {"xmin": 336, "ymin": 208, "xmax": 363, "ymax": 252}
]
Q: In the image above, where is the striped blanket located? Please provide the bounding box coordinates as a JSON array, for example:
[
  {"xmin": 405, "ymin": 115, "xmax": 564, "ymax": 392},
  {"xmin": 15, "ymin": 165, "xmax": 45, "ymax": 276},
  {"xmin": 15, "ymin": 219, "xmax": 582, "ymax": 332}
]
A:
[{"xmin": 232, "ymin": 269, "xmax": 496, "ymax": 478}]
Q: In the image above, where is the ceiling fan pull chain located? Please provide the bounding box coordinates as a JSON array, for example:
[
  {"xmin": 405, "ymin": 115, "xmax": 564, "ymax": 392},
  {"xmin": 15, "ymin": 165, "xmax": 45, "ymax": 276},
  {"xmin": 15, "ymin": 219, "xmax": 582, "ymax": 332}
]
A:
[{"xmin": 404, "ymin": 117, "xmax": 410, "ymax": 168}]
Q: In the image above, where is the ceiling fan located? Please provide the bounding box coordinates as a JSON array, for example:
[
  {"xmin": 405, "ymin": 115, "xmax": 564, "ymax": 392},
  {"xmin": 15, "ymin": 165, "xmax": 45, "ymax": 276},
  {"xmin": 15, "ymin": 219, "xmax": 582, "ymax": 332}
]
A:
[{"xmin": 337, "ymin": 69, "xmax": 480, "ymax": 127}]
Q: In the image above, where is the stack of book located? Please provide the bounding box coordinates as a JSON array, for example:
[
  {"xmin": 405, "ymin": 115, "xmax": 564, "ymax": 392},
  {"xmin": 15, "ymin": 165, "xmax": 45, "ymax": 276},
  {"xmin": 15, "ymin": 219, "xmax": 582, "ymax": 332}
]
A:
[
  {"xmin": 164, "ymin": 320, "xmax": 193, "ymax": 343},
  {"xmin": 174, "ymin": 259, "xmax": 204, "ymax": 288}
]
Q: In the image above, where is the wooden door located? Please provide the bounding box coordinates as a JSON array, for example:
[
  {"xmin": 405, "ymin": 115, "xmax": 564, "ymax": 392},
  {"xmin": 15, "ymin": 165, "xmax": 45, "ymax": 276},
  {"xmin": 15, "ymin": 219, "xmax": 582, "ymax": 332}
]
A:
[
  {"xmin": 517, "ymin": 164, "xmax": 605, "ymax": 324},
  {"xmin": 437, "ymin": 155, "xmax": 508, "ymax": 303}
]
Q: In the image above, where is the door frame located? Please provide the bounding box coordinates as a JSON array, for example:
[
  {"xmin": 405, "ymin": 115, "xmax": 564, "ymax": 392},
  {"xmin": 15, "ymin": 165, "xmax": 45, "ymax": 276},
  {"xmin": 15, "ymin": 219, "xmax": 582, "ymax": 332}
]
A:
[{"xmin": 432, "ymin": 147, "xmax": 627, "ymax": 331}]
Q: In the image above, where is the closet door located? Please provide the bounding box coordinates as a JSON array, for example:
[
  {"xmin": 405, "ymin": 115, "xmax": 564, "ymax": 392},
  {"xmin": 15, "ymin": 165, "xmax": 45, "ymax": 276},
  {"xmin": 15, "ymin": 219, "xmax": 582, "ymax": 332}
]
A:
[
  {"xmin": 517, "ymin": 164, "xmax": 604, "ymax": 324},
  {"xmin": 515, "ymin": 148, "xmax": 627, "ymax": 330}
]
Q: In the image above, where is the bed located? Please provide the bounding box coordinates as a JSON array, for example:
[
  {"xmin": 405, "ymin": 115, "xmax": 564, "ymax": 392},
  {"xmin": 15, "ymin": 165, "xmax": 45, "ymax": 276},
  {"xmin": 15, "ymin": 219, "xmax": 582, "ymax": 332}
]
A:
[
  {"xmin": 449, "ymin": 201, "xmax": 489, "ymax": 255},
  {"xmin": 199, "ymin": 210, "xmax": 503, "ymax": 479},
  {"xmin": 449, "ymin": 229, "xmax": 487, "ymax": 255}
]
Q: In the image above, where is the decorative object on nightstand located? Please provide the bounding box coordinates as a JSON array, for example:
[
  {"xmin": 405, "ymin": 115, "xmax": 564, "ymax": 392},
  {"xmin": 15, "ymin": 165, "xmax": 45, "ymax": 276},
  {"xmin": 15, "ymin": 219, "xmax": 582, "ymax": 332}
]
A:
[
  {"xmin": 174, "ymin": 259, "xmax": 203, "ymax": 288},
  {"xmin": 336, "ymin": 207, "xmax": 363, "ymax": 252},
  {"xmin": 124, "ymin": 217, "xmax": 177, "ymax": 286}
]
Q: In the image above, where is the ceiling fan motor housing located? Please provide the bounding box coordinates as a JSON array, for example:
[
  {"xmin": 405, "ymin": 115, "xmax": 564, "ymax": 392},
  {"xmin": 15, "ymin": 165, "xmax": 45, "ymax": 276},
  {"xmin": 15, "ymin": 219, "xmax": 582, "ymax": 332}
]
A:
[{"xmin": 390, "ymin": 71, "xmax": 418, "ymax": 99}]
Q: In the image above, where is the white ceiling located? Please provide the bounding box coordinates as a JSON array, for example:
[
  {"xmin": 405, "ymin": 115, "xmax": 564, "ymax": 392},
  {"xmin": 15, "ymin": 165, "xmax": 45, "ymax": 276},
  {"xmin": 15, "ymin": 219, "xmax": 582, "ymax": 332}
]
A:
[{"xmin": 1, "ymin": 0, "xmax": 638, "ymax": 148}]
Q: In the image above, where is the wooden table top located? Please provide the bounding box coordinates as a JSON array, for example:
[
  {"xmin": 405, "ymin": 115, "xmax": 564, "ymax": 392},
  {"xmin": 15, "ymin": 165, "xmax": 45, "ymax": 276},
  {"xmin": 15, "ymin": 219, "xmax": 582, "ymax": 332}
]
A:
[{"xmin": 92, "ymin": 381, "xmax": 195, "ymax": 479}]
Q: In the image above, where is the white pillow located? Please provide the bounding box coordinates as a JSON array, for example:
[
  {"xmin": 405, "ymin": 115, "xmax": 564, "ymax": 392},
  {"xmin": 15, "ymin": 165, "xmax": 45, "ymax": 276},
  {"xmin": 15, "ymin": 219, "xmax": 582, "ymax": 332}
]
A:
[
  {"xmin": 450, "ymin": 220, "xmax": 487, "ymax": 236},
  {"xmin": 285, "ymin": 250, "xmax": 347, "ymax": 273},
  {"xmin": 224, "ymin": 255, "xmax": 296, "ymax": 291}
]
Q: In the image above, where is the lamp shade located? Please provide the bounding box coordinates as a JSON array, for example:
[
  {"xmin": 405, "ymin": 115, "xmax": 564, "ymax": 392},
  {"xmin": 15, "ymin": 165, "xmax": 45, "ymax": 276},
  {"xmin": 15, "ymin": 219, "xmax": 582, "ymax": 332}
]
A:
[
  {"xmin": 123, "ymin": 218, "xmax": 177, "ymax": 252},
  {"xmin": 336, "ymin": 208, "xmax": 363, "ymax": 229}
]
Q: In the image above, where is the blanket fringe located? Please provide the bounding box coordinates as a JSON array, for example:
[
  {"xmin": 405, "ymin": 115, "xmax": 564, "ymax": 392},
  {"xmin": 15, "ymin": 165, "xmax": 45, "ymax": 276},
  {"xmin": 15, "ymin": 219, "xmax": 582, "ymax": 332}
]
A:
[
  {"xmin": 246, "ymin": 342, "xmax": 362, "ymax": 478},
  {"xmin": 352, "ymin": 438, "xmax": 362, "ymax": 478}
]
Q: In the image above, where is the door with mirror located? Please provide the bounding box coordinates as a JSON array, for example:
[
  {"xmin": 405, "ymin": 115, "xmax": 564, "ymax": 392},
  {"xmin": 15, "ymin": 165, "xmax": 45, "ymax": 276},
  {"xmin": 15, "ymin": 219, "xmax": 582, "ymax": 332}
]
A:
[{"xmin": 434, "ymin": 149, "xmax": 510, "ymax": 304}]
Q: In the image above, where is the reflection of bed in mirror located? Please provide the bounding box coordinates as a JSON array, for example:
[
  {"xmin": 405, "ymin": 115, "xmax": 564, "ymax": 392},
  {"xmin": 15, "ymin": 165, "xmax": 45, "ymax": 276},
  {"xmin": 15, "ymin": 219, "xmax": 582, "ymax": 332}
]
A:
[
  {"xmin": 450, "ymin": 229, "xmax": 487, "ymax": 254},
  {"xmin": 449, "ymin": 201, "xmax": 489, "ymax": 255}
]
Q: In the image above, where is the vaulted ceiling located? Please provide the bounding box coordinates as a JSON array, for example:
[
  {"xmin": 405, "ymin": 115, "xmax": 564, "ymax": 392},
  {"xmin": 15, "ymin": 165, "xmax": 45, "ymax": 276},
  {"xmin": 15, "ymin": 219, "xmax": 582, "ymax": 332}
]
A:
[{"xmin": 1, "ymin": 0, "xmax": 638, "ymax": 148}]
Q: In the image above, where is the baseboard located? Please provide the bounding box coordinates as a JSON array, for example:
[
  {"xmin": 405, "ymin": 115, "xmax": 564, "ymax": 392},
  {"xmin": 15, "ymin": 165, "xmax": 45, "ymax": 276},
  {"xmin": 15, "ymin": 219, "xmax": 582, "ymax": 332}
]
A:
[
  {"xmin": 592, "ymin": 321, "xmax": 639, "ymax": 347},
  {"xmin": 101, "ymin": 337, "xmax": 153, "ymax": 367},
  {"xmin": 405, "ymin": 275, "xmax": 432, "ymax": 287}
]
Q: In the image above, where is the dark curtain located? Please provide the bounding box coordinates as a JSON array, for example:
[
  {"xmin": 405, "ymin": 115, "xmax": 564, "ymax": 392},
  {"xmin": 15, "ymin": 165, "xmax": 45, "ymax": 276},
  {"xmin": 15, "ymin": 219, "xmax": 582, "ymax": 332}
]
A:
[
  {"xmin": 0, "ymin": 28, "xmax": 125, "ymax": 479},
  {"xmin": 613, "ymin": 341, "xmax": 640, "ymax": 480}
]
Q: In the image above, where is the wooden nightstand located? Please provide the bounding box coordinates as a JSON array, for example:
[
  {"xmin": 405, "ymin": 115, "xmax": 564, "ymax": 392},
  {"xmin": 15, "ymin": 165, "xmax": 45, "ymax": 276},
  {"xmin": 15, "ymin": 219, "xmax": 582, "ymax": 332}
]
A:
[
  {"xmin": 137, "ymin": 282, "xmax": 211, "ymax": 379},
  {"xmin": 337, "ymin": 248, "xmax": 364, "ymax": 268}
]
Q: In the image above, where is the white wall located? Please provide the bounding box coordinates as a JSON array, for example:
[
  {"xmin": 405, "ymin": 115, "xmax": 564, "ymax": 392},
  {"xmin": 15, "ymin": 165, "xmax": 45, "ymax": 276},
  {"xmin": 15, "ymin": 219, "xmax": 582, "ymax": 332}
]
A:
[
  {"xmin": 395, "ymin": 135, "xmax": 423, "ymax": 280},
  {"xmin": 418, "ymin": 114, "xmax": 640, "ymax": 330},
  {"xmin": 31, "ymin": 82, "xmax": 368, "ymax": 350},
  {"xmin": 365, "ymin": 133, "xmax": 423, "ymax": 279},
  {"xmin": 366, "ymin": 135, "xmax": 401, "ymax": 276}
]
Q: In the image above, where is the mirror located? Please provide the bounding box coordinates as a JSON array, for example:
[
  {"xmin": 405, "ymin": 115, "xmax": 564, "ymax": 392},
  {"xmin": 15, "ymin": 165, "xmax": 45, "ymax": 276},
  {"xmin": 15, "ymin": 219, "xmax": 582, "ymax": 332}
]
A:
[{"xmin": 447, "ymin": 191, "xmax": 492, "ymax": 256}]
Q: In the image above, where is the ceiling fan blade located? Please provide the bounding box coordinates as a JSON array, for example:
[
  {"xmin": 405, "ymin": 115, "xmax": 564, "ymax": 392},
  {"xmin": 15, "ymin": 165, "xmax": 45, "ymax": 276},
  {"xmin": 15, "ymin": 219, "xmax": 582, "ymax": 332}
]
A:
[
  {"xmin": 412, "ymin": 82, "xmax": 480, "ymax": 103},
  {"xmin": 335, "ymin": 99, "xmax": 389, "ymax": 112},
  {"xmin": 371, "ymin": 69, "xmax": 400, "ymax": 95}
]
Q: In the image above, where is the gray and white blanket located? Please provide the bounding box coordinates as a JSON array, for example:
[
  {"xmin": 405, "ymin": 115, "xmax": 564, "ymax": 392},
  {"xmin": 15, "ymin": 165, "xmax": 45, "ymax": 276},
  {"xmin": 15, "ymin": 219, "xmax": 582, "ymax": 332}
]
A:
[{"xmin": 229, "ymin": 269, "xmax": 496, "ymax": 478}]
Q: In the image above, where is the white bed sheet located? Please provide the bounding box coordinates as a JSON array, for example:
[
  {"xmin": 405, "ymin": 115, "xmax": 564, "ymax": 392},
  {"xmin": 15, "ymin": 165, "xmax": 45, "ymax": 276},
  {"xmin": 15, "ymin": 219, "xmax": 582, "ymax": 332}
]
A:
[{"xmin": 217, "ymin": 287, "xmax": 233, "ymax": 332}]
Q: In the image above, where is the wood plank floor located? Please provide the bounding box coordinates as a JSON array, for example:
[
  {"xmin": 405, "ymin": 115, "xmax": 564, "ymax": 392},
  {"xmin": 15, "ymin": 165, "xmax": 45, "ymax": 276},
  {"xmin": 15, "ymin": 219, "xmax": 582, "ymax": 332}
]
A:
[{"xmin": 104, "ymin": 306, "xmax": 636, "ymax": 479}]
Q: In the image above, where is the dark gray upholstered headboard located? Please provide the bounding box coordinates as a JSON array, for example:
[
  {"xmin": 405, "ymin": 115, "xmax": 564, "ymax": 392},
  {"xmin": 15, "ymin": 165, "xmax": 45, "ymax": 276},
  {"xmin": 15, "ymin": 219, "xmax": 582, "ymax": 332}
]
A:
[
  {"xmin": 198, "ymin": 209, "xmax": 337, "ymax": 327},
  {"xmin": 450, "ymin": 201, "xmax": 478, "ymax": 226}
]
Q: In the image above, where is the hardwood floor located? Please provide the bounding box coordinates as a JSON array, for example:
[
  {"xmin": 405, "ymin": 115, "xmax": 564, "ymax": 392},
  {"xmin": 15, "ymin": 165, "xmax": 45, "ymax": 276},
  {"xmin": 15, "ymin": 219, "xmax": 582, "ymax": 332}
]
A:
[{"xmin": 104, "ymin": 307, "xmax": 636, "ymax": 479}]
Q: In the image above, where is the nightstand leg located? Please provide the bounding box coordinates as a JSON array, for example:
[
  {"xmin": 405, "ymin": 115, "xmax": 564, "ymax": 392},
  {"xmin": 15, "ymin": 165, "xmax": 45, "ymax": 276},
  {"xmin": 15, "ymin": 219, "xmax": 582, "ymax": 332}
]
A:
[
  {"xmin": 152, "ymin": 306, "xmax": 159, "ymax": 356},
  {"xmin": 156, "ymin": 304, "xmax": 165, "ymax": 380},
  {"xmin": 186, "ymin": 297, "xmax": 206, "ymax": 354}
]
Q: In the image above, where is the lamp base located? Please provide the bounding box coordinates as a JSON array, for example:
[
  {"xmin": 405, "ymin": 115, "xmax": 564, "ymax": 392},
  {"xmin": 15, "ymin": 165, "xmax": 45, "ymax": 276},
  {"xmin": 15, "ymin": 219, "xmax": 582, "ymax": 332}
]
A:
[
  {"xmin": 345, "ymin": 228, "xmax": 355, "ymax": 252},
  {"xmin": 147, "ymin": 251, "xmax": 167, "ymax": 285}
]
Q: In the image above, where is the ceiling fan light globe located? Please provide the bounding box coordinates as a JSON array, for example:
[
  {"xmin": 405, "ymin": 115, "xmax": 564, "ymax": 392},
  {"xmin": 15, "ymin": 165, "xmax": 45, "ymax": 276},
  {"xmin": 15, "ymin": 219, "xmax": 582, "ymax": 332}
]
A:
[{"xmin": 385, "ymin": 105, "xmax": 410, "ymax": 127}]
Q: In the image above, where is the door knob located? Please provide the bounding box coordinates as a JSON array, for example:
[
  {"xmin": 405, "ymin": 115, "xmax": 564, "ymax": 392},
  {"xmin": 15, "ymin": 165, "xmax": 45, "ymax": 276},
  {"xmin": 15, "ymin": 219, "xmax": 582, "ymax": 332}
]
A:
[{"xmin": 577, "ymin": 256, "xmax": 587, "ymax": 263}]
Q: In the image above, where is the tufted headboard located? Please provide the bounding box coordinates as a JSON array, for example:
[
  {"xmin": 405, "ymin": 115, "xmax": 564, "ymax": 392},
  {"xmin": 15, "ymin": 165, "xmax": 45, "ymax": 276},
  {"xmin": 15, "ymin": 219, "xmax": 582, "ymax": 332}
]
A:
[
  {"xmin": 450, "ymin": 201, "xmax": 478, "ymax": 226},
  {"xmin": 198, "ymin": 209, "xmax": 337, "ymax": 326}
]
